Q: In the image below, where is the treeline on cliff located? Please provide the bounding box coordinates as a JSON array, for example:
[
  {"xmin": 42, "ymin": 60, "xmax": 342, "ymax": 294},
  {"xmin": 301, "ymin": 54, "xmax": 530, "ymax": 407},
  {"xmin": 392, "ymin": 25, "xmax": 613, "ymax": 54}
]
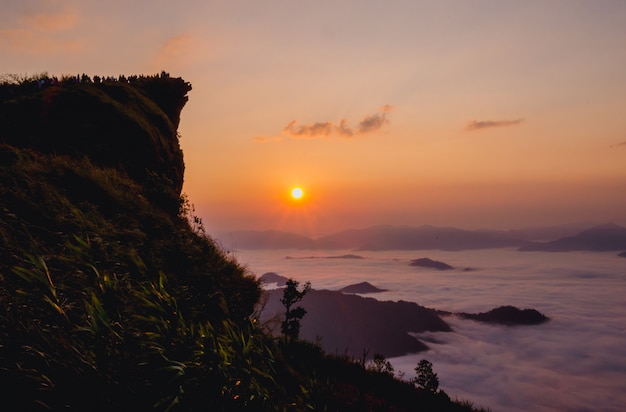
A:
[{"xmin": 0, "ymin": 74, "xmax": 486, "ymax": 411}]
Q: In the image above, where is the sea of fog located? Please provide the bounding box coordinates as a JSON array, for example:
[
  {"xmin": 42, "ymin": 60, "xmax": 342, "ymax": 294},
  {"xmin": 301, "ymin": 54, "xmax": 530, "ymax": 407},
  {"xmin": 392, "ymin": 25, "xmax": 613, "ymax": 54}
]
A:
[{"xmin": 234, "ymin": 248, "xmax": 626, "ymax": 412}]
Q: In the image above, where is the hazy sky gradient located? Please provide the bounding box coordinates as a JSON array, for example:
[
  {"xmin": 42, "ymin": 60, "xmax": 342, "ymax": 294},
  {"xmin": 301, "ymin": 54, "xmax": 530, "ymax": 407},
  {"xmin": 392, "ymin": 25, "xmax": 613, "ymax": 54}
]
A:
[{"xmin": 3, "ymin": 0, "xmax": 626, "ymax": 235}]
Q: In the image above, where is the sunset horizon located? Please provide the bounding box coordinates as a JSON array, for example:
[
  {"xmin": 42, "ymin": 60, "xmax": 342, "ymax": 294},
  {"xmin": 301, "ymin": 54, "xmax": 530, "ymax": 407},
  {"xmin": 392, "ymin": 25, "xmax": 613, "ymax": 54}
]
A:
[{"xmin": 3, "ymin": 1, "xmax": 625, "ymax": 239}]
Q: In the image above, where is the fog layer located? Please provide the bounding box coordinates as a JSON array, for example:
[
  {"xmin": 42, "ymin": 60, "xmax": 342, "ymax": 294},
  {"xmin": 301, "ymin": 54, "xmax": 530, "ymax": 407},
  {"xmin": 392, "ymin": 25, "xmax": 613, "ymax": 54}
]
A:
[{"xmin": 241, "ymin": 248, "xmax": 626, "ymax": 412}]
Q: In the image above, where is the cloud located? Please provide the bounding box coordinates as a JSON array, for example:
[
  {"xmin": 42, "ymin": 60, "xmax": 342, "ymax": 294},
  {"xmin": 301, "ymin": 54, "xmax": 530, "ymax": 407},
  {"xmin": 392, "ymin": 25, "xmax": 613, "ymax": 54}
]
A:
[
  {"xmin": 150, "ymin": 34, "xmax": 204, "ymax": 72},
  {"xmin": 284, "ymin": 120, "xmax": 335, "ymax": 138},
  {"xmin": 357, "ymin": 104, "xmax": 393, "ymax": 134},
  {"xmin": 610, "ymin": 141, "xmax": 626, "ymax": 148},
  {"xmin": 282, "ymin": 105, "xmax": 394, "ymax": 139},
  {"xmin": 0, "ymin": 7, "xmax": 82, "ymax": 54},
  {"xmin": 465, "ymin": 118, "xmax": 524, "ymax": 131}
]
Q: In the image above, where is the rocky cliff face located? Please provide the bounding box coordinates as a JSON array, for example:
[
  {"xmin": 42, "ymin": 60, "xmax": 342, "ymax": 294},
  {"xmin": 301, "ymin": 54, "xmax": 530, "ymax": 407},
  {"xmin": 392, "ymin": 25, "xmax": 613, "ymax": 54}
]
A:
[{"xmin": 0, "ymin": 75, "xmax": 190, "ymax": 212}]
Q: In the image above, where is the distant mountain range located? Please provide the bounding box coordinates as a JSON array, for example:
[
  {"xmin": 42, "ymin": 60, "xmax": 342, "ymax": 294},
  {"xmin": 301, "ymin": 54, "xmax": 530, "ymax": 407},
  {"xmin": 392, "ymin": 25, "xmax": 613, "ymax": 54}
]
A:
[
  {"xmin": 214, "ymin": 222, "xmax": 626, "ymax": 252},
  {"xmin": 519, "ymin": 223, "xmax": 626, "ymax": 252}
]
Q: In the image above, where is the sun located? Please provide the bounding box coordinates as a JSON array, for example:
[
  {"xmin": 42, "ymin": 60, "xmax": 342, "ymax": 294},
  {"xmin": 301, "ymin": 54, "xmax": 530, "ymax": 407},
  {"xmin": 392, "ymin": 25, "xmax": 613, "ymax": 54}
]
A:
[{"xmin": 291, "ymin": 187, "xmax": 304, "ymax": 199}]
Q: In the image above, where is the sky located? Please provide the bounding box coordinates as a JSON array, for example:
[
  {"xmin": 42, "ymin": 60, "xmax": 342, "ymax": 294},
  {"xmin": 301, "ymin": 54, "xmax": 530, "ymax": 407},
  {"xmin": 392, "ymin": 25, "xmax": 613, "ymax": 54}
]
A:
[{"xmin": 2, "ymin": 0, "xmax": 626, "ymax": 236}]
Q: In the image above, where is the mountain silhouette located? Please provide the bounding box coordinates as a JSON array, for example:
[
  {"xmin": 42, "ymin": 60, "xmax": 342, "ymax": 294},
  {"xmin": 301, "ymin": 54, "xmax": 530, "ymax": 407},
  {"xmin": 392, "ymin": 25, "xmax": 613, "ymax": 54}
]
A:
[
  {"xmin": 215, "ymin": 230, "xmax": 316, "ymax": 249},
  {"xmin": 409, "ymin": 257, "xmax": 454, "ymax": 270},
  {"xmin": 457, "ymin": 306, "xmax": 549, "ymax": 325},
  {"xmin": 519, "ymin": 223, "xmax": 626, "ymax": 251},
  {"xmin": 339, "ymin": 281, "xmax": 387, "ymax": 294}
]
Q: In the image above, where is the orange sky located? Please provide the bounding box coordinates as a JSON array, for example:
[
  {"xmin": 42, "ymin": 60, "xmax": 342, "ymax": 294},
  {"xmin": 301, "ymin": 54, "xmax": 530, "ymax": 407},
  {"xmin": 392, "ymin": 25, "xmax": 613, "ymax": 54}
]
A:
[{"xmin": 2, "ymin": 1, "xmax": 626, "ymax": 236}]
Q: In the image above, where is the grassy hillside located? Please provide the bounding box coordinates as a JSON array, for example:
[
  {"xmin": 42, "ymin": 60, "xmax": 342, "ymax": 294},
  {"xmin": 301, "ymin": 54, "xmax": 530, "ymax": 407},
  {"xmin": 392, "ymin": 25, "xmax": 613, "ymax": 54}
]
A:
[{"xmin": 0, "ymin": 73, "xmax": 486, "ymax": 411}]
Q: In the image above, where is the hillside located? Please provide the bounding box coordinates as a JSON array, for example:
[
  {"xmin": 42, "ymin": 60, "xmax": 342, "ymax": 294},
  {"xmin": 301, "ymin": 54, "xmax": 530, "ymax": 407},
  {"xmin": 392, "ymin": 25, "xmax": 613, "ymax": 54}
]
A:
[
  {"xmin": 0, "ymin": 74, "xmax": 485, "ymax": 411},
  {"xmin": 259, "ymin": 288, "xmax": 451, "ymax": 358}
]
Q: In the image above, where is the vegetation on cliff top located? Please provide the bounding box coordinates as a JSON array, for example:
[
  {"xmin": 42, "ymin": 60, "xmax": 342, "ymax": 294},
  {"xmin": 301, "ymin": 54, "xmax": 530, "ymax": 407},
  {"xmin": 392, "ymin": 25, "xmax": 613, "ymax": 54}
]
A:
[{"xmin": 0, "ymin": 74, "xmax": 487, "ymax": 411}]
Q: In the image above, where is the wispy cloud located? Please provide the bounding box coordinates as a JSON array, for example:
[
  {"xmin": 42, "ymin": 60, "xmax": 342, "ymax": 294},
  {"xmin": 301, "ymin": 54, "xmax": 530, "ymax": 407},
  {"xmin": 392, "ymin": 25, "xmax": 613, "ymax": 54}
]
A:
[
  {"xmin": 465, "ymin": 118, "xmax": 524, "ymax": 132},
  {"xmin": 0, "ymin": 7, "xmax": 82, "ymax": 54},
  {"xmin": 150, "ymin": 33, "xmax": 204, "ymax": 72},
  {"xmin": 281, "ymin": 105, "xmax": 394, "ymax": 140},
  {"xmin": 610, "ymin": 141, "xmax": 626, "ymax": 148}
]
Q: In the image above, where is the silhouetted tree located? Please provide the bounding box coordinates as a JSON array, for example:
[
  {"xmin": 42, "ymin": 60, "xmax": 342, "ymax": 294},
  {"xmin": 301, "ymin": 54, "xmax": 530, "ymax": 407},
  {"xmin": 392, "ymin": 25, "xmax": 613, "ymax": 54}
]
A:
[
  {"xmin": 413, "ymin": 359, "xmax": 439, "ymax": 392},
  {"xmin": 280, "ymin": 278, "xmax": 311, "ymax": 342}
]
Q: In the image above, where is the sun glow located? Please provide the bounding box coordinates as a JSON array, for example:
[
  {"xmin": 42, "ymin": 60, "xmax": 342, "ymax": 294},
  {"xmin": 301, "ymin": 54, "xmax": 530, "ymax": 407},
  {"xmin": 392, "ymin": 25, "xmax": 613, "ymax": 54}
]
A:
[{"xmin": 291, "ymin": 187, "xmax": 304, "ymax": 199}]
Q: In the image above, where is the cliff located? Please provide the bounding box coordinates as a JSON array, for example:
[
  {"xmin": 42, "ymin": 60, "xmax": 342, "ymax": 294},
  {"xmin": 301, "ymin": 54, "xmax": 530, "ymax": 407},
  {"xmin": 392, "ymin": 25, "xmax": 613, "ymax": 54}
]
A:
[
  {"xmin": 0, "ymin": 74, "xmax": 264, "ymax": 410},
  {"xmin": 0, "ymin": 73, "xmax": 188, "ymax": 211}
]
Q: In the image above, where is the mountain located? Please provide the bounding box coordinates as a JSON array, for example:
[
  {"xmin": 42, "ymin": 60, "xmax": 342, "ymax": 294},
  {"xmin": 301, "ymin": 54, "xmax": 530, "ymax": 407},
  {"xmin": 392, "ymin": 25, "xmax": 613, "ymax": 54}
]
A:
[
  {"xmin": 338, "ymin": 281, "xmax": 387, "ymax": 293},
  {"xmin": 495, "ymin": 222, "xmax": 600, "ymax": 242},
  {"xmin": 317, "ymin": 224, "xmax": 523, "ymax": 251},
  {"xmin": 519, "ymin": 223, "xmax": 626, "ymax": 251},
  {"xmin": 214, "ymin": 223, "xmax": 610, "ymax": 251},
  {"xmin": 1, "ymin": 74, "xmax": 483, "ymax": 411},
  {"xmin": 215, "ymin": 225, "xmax": 527, "ymax": 251},
  {"xmin": 0, "ymin": 73, "xmax": 270, "ymax": 409}
]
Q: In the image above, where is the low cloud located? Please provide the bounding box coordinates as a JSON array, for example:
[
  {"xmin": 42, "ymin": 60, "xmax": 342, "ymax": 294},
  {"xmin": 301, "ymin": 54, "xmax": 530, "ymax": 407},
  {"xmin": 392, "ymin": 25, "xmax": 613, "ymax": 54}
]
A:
[
  {"xmin": 282, "ymin": 105, "xmax": 394, "ymax": 139},
  {"xmin": 465, "ymin": 118, "xmax": 524, "ymax": 131},
  {"xmin": 610, "ymin": 141, "xmax": 626, "ymax": 148}
]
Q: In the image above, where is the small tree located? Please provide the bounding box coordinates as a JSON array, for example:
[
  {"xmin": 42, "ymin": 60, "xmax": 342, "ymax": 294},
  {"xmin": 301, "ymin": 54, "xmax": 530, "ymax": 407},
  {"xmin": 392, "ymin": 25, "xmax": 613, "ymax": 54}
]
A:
[
  {"xmin": 367, "ymin": 353, "xmax": 395, "ymax": 376},
  {"xmin": 413, "ymin": 359, "xmax": 439, "ymax": 393},
  {"xmin": 280, "ymin": 279, "xmax": 311, "ymax": 342}
]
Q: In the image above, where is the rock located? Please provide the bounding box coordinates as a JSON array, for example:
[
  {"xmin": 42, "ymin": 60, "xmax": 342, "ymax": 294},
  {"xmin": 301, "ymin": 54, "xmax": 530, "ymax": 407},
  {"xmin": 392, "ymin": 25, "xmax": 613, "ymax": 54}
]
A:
[{"xmin": 409, "ymin": 258, "xmax": 454, "ymax": 270}]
